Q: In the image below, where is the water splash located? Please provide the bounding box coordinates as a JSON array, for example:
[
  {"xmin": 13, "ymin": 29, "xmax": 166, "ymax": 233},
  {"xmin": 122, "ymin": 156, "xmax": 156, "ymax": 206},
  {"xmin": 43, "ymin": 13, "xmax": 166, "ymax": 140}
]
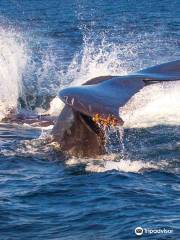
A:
[
  {"xmin": 0, "ymin": 24, "xmax": 63, "ymax": 117},
  {"xmin": 0, "ymin": 23, "xmax": 179, "ymax": 120},
  {"xmin": 65, "ymin": 38, "xmax": 128, "ymax": 86},
  {"xmin": 41, "ymin": 96, "xmax": 65, "ymax": 116},
  {"xmin": 0, "ymin": 27, "xmax": 28, "ymax": 120},
  {"xmin": 121, "ymin": 82, "xmax": 180, "ymax": 128},
  {"xmin": 59, "ymin": 29, "xmax": 179, "ymax": 88},
  {"xmin": 46, "ymin": 37, "xmax": 129, "ymax": 115},
  {"xmin": 0, "ymin": 21, "xmax": 179, "ymax": 176}
]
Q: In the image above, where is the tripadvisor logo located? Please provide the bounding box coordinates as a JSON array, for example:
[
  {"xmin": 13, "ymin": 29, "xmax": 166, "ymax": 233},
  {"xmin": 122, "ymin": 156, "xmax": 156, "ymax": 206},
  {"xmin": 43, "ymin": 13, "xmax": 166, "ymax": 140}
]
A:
[
  {"xmin": 135, "ymin": 227, "xmax": 143, "ymax": 236},
  {"xmin": 135, "ymin": 226, "xmax": 174, "ymax": 236}
]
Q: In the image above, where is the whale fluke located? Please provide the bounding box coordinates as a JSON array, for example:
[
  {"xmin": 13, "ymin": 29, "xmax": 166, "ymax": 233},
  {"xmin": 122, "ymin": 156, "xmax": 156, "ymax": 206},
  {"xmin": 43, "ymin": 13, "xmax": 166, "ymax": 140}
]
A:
[
  {"xmin": 59, "ymin": 76, "xmax": 145, "ymax": 120},
  {"xmin": 53, "ymin": 60, "xmax": 180, "ymax": 157},
  {"xmin": 137, "ymin": 60, "xmax": 180, "ymax": 81}
]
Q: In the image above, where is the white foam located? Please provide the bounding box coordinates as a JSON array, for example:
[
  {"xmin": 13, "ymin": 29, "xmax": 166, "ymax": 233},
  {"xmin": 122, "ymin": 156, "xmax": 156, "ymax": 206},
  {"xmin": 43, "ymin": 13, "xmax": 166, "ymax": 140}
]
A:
[
  {"xmin": 83, "ymin": 155, "xmax": 159, "ymax": 173},
  {"xmin": 102, "ymin": 159, "xmax": 158, "ymax": 173},
  {"xmin": 66, "ymin": 154, "xmax": 162, "ymax": 173},
  {"xmin": 121, "ymin": 82, "xmax": 180, "ymax": 128},
  {"xmin": 36, "ymin": 96, "xmax": 65, "ymax": 116}
]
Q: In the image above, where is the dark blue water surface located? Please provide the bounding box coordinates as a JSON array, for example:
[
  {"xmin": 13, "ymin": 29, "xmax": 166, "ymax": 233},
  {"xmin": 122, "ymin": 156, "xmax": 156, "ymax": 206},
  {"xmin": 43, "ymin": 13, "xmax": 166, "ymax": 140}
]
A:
[{"xmin": 0, "ymin": 0, "xmax": 180, "ymax": 239}]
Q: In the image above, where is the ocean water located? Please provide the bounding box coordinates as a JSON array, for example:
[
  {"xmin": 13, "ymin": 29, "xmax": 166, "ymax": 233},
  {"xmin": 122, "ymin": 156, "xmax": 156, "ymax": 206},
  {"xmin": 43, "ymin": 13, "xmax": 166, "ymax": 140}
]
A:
[{"xmin": 0, "ymin": 0, "xmax": 180, "ymax": 239}]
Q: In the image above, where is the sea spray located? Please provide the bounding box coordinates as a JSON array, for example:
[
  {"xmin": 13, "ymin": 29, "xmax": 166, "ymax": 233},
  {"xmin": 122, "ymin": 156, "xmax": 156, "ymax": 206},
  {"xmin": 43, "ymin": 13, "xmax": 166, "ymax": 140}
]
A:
[
  {"xmin": 51, "ymin": 34, "xmax": 180, "ymax": 119},
  {"xmin": 0, "ymin": 27, "xmax": 27, "ymax": 120},
  {"xmin": 121, "ymin": 81, "xmax": 180, "ymax": 128}
]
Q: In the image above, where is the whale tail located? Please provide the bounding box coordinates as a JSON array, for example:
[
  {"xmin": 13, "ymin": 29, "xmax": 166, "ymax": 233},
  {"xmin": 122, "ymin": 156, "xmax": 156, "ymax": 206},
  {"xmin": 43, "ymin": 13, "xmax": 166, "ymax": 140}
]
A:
[{"xmin": 53, "ymin": 60, "xmax": 180, "ymax": 157}]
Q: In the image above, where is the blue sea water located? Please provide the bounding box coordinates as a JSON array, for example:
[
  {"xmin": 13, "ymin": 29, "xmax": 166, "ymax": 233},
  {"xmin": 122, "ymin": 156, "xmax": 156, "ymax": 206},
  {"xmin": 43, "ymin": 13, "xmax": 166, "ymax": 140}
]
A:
[{"xmin": 0, "ymin": 0, "xmax": 180, "ymax": 239}]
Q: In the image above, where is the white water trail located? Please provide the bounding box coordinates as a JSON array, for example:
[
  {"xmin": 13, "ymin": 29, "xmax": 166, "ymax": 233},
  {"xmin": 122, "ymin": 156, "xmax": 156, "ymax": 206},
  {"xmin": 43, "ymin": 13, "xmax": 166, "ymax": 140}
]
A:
[{"xmin": 0, "ymin": 27, "xmax": 27, "ymax": 120}]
